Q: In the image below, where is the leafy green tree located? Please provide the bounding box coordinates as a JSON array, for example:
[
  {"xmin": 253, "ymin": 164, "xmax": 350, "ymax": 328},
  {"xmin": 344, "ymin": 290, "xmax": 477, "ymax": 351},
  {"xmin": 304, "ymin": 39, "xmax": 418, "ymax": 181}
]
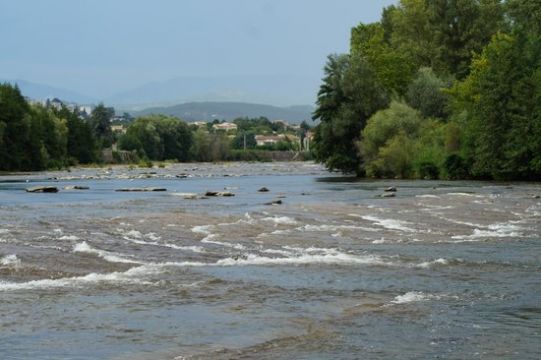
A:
[
  {"xmin": 312, "ymin": 54, "xmax": 389, "ymax": 175},
  {"xmin": 507, "ymin": 0, "xmax": 541, "ymax": 35},
  {"xmin": 386, "ymin": 0, "xmax": 436, "ymax": 69},
  {"xmin": 451, "ymin": 31, "xmax": 541, "ymax": 179},
  {"xmin": 0, "ymin": 83, "xmax": 31, "ymax": 170},
  {"xmin": 406, "ymin": 67, "xmax": 451, "ymax": 119},
  {"xmin": 119, "ymin": 115, "xmax": 193, "ymax": 161},
  {"xmin": 360, "ymin": 101, "xmax": 450, "ymax": 178},
  {"xmin": 90, "ymin": 104, "xmax": 114, "ymax": 148},
  {"xmin": 351, "ymin": 22, "xmax": 416, "ymax": 95},
  {"xmin": 232, "ymin": 131, "xmax": 256, "ymax": 149},
  {"xmin": 55, "ymin": 106, "xmax": 97, "ymax": 164},
  {"xmin": 28, "ymin": 105, "xmax": 68, "ymax": 169},
  {"xmin": 427, "ymin": 0, "xmax": 506, "ymax": 79}
]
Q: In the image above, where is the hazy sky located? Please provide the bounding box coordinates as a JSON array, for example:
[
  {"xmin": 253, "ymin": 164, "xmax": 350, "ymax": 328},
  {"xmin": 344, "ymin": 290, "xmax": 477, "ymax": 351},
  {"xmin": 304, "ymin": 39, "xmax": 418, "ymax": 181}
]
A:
[{"xmin": 0, "ymin": 0, "xmax": 396, "ymax": 98}]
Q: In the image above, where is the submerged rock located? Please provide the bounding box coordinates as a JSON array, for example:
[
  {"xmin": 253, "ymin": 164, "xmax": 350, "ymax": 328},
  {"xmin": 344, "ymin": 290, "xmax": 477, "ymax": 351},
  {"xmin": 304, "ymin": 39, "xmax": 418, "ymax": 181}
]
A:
[
  {"xmin": 64, "ymin": 185, "xmax": 90, "ymax": 190},
  {"xmin": 179, "ymin": 193, "xmax": 208, "ymax": 200},
  {"xmin": 265, "ymin": 199, "xmax": 283, "ymax": 205},
  {"xmin": 26, "ymin": 186, "xmax": 59, "ymax": 193},
  {"xmin": 205, "ymin": 191, "xmax": 235, "ymax": 197},
  {"xmin": 380, "ymin": 192, "xmax": 396, "ymax": 198}
]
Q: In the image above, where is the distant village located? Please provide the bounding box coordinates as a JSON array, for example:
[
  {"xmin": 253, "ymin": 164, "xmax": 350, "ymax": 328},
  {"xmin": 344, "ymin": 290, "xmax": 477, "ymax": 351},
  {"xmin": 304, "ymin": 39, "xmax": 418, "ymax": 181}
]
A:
[{"xmin": 28, "ymin": 97, "xmax": 314, "ymax": 152}]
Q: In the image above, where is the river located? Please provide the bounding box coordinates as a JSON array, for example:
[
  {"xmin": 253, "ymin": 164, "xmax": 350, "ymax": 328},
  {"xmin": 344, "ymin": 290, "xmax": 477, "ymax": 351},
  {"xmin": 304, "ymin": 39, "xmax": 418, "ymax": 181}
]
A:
[{"xmin": 0, "ymin": 162, "xmax": 540, "ymax": 359}]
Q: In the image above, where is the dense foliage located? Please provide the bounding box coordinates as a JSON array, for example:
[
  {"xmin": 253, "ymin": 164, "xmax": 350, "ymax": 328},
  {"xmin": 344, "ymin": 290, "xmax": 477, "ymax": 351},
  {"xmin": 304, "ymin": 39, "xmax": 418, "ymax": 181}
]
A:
[
  {"xmin": 0, "ymin": 84, "xmax": 102, "ymax": 170},
  {"xmin": 0, "ymin": 86, "xmax": 311, "ymax": 171},
  {"xmin": 312, "ymin": 0, "xmax": 541, "ymax": 180}
]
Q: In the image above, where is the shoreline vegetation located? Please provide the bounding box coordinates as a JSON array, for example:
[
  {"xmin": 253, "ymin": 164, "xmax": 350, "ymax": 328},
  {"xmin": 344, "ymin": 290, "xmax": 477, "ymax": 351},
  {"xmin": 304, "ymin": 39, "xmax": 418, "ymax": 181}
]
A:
[
  {"xmin": 0, "ymin": 83, "xmax": 313, "ymax": 172},
  {"xmin": 311, "ymin": 0, "xmax": 541, "ymax": 181}
]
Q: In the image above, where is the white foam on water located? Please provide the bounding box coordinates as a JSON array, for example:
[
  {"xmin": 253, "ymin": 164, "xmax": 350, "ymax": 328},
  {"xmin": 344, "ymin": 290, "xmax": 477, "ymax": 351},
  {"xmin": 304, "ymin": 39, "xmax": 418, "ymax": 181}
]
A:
[
  {"xmin": 415, "ymin": 258, "xmax": 449, "ymax": 269},
  {"xmin": 446, "ymin": 192, "xmax": 484, "ymax": 198},
  {"xmin": 201, "ymin": 235, "xmax": 247, "ymax": 250},
  {"xmin": 261, "ymin": 216, "xmax": 298, "ymax": 225},
  {"xmin": 270, "ymin": 229, "xmax": 291, "ymax": 235},
  {"xmin": 217, "ymin": 213, "xmax": 257, "ymax": 227},
  {"xmin": 0, "ymin": 264, "xmax": 158, "ymax": 292},
  {"xmin": 145, "ymin": 233, "xmax": 161, "ymax": 241},
  {"xmin": 297, "ymin": 224, "xmax": 379, "ymax": 233},
  {"xmin": 434, "ymin": 215, "xmax": 485, "ymax": 228},
  {"xmin": 191, "ymin": 225, "xmax": 214, "ymax": 236},
  {"xmin": 160, "ymin": 243, "xmax": 206, "ymax": 253},
  {"xmin": 123, "ymin": 235, "xmax": 206, "ymax": 254},
  {"xmin": 260, "ymin": 248, "xmax": 295, "ymax": 256},
  {"xmin": 73, "ymin": 242, "xmax": 141, "ymax": 264},
  {"xmin": 361, "ymin": 216, "xmax": 417, "ymax": 233},
  {"xmin": 451, "ymin": 221, "xmax": 524, "ymax": 240},
  {"xmin": 420, "ymin": 204, "xmax": 455, "ymax": 210},
  {"xmin": 525, "ymin": 204, "xmax": 541, "ymax": 216},
  {"xmin": 58, "ymin": 235, "xmax": 80, "ymax": 241},
  {"xmin": 0, "ymin": 229, "xmax": 10, "ymax": 234},
  {"xmin": 214, "ymin": 252, "xmax": 387, "ymax": 267},
  {"xmin": 0, "ymin": 254, "xmax": 21, "ymax": 267},
  {"xmin": 171, "ymin": 192, "xmax": 199, "ymax": 197},
  {"xmin": 416, "ymin": 194, "xmax": 441, "ymax": 199},
  {"xmin": 125, "ymin": 230, "xmax": 142, "ymax": 239},
  {"xmin": 372, "ymin": 238, "xmax": 386, "ymax": 244},
  {"xmin": 53, "ymin": 228, "xmax": 63, "ymax": 234},
  {"xmin": 391, "ymin": 291, "xmax": 439, "ymax": 304}
]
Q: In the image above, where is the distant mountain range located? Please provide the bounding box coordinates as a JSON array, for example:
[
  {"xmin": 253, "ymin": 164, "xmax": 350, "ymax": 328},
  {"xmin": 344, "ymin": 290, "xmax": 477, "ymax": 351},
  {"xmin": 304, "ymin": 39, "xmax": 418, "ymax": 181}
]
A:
[
  {"xmin": 107, "ymin": 75, "xmax": 319, "ymax": 109},
  {"xmin": 1, "ymin": 77, "xmax": 318, "ymax": 123},
  {"xmin": 136, "ymin": 102, "xmax": 314, "ymax": 124},
  {"xmin": 0, "ymin": 79, "xmax": 97, "ymax": 104}
]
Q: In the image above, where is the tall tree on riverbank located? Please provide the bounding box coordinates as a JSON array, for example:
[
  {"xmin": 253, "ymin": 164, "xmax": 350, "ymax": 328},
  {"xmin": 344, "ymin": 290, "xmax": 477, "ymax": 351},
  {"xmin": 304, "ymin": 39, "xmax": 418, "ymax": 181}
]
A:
[
  {"xmin": 312, "ymin": 0, "xmax": 541, "ymax": 180},
  {"xmin": 90, "ymin": 104, "xmax": 114, "ymax": 149},
  {"xmin": 312, "ymin": 54, "xmax": 389, "ymax": 175}
]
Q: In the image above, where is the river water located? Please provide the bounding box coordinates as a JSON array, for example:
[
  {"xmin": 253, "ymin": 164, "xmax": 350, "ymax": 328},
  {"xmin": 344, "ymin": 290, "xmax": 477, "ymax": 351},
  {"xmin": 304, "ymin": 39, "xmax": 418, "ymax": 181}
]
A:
[{"xmin": 0, "ymin": 162, "xmax": 540, "ymax": 359}]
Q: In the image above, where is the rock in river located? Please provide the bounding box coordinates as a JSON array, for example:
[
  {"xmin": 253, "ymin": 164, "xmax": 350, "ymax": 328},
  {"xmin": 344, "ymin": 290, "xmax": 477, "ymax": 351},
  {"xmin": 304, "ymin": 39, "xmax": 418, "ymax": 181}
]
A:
[
  {"xmin": 258, "ymin": 187, "xmax": 270, "ymax": 192},
  {"xmin": 205, "ymin": 191, "xmax": 235, "ymax": 197},
  {"xmin": 116, "ymin": 187, "xmax": 167, "ymax": 192},
  {"xmin": 26, "ymin": 186, "xmax": 59, "ymax": 193},
  {"xmin": 384, "ymin": 186, "xmax": 397, "ymax": 192},
  {"xmin": 64, "ymin": 185, "xmax": 90, "ymax": 190}
]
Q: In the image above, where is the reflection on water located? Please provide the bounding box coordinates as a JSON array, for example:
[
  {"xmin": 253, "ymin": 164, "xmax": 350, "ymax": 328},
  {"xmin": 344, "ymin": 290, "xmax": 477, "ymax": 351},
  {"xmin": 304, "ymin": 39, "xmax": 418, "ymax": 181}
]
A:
[{"xmin": 1, "ymin": 162, "xmax": 540, "ymax": 359}]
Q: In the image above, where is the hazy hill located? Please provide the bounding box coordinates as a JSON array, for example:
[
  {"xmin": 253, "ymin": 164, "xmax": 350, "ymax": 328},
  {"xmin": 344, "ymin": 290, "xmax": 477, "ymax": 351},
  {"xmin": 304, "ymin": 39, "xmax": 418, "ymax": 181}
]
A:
[
  {"xmin": 136, "ymin": 101, "xmax": 314, "ymax": 123},
  {"xmin": 107, "ymin": 75, "xmax": 319, "ymax": 108},
  {"xmin": 0, "ymin": 79, "xmax": 96, "ymax": 104}
]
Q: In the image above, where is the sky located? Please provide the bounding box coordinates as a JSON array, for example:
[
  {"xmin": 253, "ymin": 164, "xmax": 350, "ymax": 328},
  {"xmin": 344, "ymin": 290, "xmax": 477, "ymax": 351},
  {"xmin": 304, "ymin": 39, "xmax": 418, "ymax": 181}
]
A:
[{"xmin": 0, "ymin": 0, "xmax": 396, "ymax": 102}]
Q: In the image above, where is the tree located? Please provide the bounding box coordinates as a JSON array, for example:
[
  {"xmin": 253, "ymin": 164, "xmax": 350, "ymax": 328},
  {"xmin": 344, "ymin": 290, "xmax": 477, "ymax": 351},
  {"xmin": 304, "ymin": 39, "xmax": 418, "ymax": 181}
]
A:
[
  {"xmin": 507, "ymin": 0, "xmax": 541, "ymax": 36},
  {"xmin": 0, "ymin": 83, "xmax": 31, "ymax": 170},
  {"xmin": 56, "ymin": 106, "xmax": 97, "ymax": 164},
  {"xmin": 312, "ymin": 54, "xmax": 389, "ymax": 174},
  {"xmin": 451, "ymin": 31, "xmax": 541, "ymax": 179},
  {"xmin": 90, "ymin": 104, "xmax": 114, "ymax": 148},
  {"xmin": 387, "ymin": 0, "xmax": 436, "ymax": 69},
  {"xmin": 118, "ymin": 115, "xmax": 193, "ymax": 162},
  {"xmin": 427, "ymin": 0, "xmax": 506, "ymax": 79},
  {"xmin": 406, "ymin": 67, "xmax": 451, "ymax": 119},
  {"xmin": 232, "ymin": 131, "xmax": 256, "ymax": 150},
  {"xmin": 351, "ymin": 22, "xmax": 416, "ymax": 95}
]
